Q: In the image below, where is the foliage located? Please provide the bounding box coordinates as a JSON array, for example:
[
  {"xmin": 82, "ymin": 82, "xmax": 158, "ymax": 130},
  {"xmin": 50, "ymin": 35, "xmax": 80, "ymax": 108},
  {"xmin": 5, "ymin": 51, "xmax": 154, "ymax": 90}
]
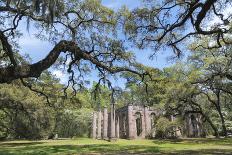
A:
[
  {"xmin": 0, "ymin": 0, "xmax": 145, "ymax": 89},
  {"xmin": 123, "ymin": 0, "xmax": 232, "ymax": 57},
  {"xmin": 55, "ymin": 108, "xmax": 93, "ymax": 138},
  {"xmin": 119, "ymin": 65, "xmax": 165, "ymax": 107},
  {"xmin": 154, "ymin": 117, "xmax": 180, "ymax": 139},
  {"xmin": 0, "ymin": 82, "xmax": 55, "ymax": 139},
  {"xmin": 0, "ymin": 70, "xmax": 97, "ymax": 139}
]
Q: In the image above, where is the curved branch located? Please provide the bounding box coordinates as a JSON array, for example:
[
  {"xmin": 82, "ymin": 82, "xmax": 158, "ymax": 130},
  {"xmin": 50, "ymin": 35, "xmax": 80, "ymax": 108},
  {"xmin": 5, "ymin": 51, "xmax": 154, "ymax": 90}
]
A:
[
  {"xmin": 0, "ymin": 40, "xmax": 142, "ymax": 83},
  {"xmin": 195, "ymin": 0, "xmax": 222, "ymax": 35}
]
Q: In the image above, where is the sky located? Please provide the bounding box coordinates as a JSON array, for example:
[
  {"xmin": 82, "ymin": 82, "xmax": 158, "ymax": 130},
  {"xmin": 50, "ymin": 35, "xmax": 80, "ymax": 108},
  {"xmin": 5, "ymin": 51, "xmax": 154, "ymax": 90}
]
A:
[{"xmin": 17, "ymin": 0, "xmax": 176, "ymax": 86}]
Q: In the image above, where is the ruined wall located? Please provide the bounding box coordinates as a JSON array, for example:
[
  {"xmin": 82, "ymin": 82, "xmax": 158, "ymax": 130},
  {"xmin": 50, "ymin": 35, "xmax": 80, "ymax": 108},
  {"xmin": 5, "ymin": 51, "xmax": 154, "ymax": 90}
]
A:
[
  {"xmin": 92, "ymin": 104, "xmax": 205, "ymax": 140},
  {"xmin": 116, "ymin": 106, "xmax": 128, "ymax": 138},
  {"xmin": 114, "ymin": 104, "xmax": 159, "ymax": 139}
]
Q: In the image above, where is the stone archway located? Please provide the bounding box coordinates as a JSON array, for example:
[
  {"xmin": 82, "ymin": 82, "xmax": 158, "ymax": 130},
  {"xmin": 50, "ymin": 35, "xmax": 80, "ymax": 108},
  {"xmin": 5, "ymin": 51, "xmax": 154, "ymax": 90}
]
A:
[
  {"xmin": 135, "ymin": 112, "xmax": 142, "ymax": 136},
  {"xmin": 150, "ymin": 113, "xmax": 156, "ymax": 129},
  {"xmin": 149, "ymin": 113, "xmax": 157, "ymax": 138},
  {"xmin": 121, "ymin": 113, "xmax": 127, "ymax": 138}
]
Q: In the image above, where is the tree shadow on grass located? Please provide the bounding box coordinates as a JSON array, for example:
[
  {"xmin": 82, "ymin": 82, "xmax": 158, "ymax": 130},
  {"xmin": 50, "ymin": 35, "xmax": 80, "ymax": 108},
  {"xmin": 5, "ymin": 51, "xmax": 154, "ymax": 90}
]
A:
[
  {"xmin": 0, "ymin": 143, "xmax": 232, "ymax": 155},
  {"xmin": 1, "ymin": 139, "xmax": 232, "ymax": 155},
  {"xmin": 0, "ymin": 142, "xmax": 45, "ymax": 147},
  {"xmin": 152, "ymin": 138, "xmax": 232, "ymax": 146},
  {"xmin": 0, "ymin": 144, "xmax": 160, "ymax": 155}
]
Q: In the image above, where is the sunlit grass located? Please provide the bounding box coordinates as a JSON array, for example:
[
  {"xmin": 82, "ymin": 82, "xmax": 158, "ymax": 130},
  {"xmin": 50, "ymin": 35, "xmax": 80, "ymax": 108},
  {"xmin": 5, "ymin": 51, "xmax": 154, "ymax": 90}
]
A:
[{"xmin": 0, "ymin": 138, "xmax": 232, "ymax": 154}]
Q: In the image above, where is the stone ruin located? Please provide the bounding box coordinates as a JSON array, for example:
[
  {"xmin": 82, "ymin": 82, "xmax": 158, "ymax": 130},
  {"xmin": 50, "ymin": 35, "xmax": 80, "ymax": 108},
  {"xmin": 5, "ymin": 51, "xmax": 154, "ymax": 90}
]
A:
[{"xmin": 92, "ymin": 104, "xmax": 205, "ymax": 140}]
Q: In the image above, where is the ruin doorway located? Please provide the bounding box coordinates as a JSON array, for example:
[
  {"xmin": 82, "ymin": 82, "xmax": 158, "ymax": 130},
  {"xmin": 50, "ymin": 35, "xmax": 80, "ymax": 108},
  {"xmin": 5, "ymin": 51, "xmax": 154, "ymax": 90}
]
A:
[
  {"xmin": 135, "ymin": 112, "xmax": 142, "ymax": 136},
  {"xmin": 122, "ymin": 113, "xmax": 127, "ymax": 138},
  {"xmin": 150, "ymin": 113, "xmax": 156, "ymax": 129}
]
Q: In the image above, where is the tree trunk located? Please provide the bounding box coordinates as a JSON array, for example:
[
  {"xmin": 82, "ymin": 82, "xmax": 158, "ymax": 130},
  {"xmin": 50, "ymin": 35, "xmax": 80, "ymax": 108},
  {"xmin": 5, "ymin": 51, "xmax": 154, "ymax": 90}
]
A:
[
  {"xmin": 189, "ymin": 100, "xmax": 220, "ymax": 138},
  {"xmin": 201, "ymin": 112, "xmax": 219, "ymax": 138},
  {"xmin": 218, "ymin": 109, "xmax": 227, "ymax": 137},
  {"xmin": 216, "ymin": 90, "xmax": 227, "ymax": 137}
]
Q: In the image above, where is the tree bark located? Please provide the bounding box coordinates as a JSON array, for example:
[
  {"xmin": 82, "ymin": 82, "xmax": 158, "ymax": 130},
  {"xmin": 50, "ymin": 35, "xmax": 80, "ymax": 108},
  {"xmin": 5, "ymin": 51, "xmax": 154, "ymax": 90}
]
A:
[
  {"xmin": 189, "ymin": 100, "xmax": 219, "ymax": 138},
  {"xmin": 216, "ymin": 90, "xmax": 227, "ymax": 137},
  {"xmin": 201, "ymin": 112, "xmax": 219, "ymax": 138}
]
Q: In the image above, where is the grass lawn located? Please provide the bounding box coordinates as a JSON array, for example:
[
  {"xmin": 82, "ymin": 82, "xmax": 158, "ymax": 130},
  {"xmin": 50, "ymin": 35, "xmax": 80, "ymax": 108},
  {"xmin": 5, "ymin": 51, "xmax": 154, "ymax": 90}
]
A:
[{"xmin": 0, "ymin": 138, "xmax": 232, "ymax": 155}]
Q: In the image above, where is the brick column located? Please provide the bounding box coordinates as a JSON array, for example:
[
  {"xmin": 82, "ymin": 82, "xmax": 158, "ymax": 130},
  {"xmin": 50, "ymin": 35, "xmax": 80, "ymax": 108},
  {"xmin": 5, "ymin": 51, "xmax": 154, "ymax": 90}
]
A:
[
  {"xmin": 116, "ymin": 116, "xmax": 120, "ymax": 138},
  {"xmin": 110, "ymin": 103, "xmax": 116, "ymax": 141},
  {"xmin": 144, "ymin": 106, "xmax": 150, "ymax": 137},
  {"xmin": 128, "ymin": 104, "xmax": 134, "ymax": 139},
  {"xmin": 141, "ymin": 108, "xmax": 146, "ymax": 138},
  {"xmin": 188, "ymin": 114, "xmax": 193, "ymax": 137},
  {"xmin": 97, "ymin": 110, "xmax": 102, "ymax": 139},
  {"xmin": 103, "ymin": 107, "xmax": 108, "ymax": 140},
  {"xmin": 92, "ymin": 112, "xmax": 97, "ymax": 139}
]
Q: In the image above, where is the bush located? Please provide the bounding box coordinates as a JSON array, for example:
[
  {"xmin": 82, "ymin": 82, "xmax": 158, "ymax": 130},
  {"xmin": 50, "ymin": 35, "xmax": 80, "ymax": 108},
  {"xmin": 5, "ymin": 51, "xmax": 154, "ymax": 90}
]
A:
[{"xmin": 153, "ymin": 117, "xmax": 180, "ymax": 139}]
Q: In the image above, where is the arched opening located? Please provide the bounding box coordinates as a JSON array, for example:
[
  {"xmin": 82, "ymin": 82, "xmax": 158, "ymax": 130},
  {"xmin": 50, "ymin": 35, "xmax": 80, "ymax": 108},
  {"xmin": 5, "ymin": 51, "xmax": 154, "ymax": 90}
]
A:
[
  {"xmin": 150, "ymin": 113, "xmax": 156, "ymax": 129},
  {"xmin": 135, "ymin": 112, "xmax": 142, "ymax": 136},
  {"xmin": 122, "ymin": 113, "xmax": 127, "ymax": 138}
]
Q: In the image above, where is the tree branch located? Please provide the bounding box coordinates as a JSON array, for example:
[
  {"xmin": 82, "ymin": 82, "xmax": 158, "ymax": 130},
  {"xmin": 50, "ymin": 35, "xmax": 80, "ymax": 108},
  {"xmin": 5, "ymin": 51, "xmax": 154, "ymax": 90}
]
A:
[{"xmin": 0, "ymin": 40, "xmax": 142, "ymax": 83}]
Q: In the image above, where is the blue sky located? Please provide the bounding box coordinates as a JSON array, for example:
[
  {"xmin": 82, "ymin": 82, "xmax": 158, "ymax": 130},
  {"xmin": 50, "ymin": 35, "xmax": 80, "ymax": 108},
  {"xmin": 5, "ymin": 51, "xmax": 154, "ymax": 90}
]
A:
[{"xmin": 18, "ymin": 0, "xmax": 175, "ymax": 86}]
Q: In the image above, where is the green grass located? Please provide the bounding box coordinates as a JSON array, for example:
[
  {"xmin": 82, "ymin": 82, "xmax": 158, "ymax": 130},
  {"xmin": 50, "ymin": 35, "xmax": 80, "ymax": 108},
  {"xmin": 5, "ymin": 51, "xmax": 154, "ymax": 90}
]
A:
[{"xmin": 0, "ymin": 138, "xmax": 232, "ymax": 155}]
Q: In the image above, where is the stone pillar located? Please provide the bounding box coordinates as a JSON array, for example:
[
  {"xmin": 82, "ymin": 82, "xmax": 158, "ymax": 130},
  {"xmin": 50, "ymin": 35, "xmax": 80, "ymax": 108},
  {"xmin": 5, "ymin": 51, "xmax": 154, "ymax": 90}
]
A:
[
  {"xmin": 116, "ymin": 116, "xmax": 120, "ymax": 138},
  {"xmin": 97, "ymin": 110, "xmax": 102, "ymax": 139},
  {"xmin": 144, "ymin": 106, "xmax": 150, "ymax": 137},
  {"xmin": 103, "ymin": 107, "xmax": 108, "ymax": 140},
  {"xmin": 128, "ymin": 104, "xmax": 134, "ymax": 139},
  {"xmin": 184, "ymin": 116, "xmax": 189, "ymax": 137},
  {"xmin": 92, "ymin": 112, "xmax": 97, "ymax": 139},
  {"xmin": 141, "ymin": 112, "xmax": 146, "ymax": 138},
  {"xmin": 188, "ymin": 114, "xmax": 193, "ymax": 137},
  {"xmin": 110, "ymin": 103, "xmax": 116, "ymax": 141}
]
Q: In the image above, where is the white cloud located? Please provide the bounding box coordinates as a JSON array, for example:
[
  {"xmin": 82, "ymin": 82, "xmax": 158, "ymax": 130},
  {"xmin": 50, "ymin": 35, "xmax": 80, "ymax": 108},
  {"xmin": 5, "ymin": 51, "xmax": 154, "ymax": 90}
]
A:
[
  {"xmin": 65, "ymin": 57, "xmax": 72, "ymax": 65},
  {"xmin": 104, "ymin": 1, "xmax": 121, "ymax": 9},
  {"xmin": 52, "ymin": 70, "xmax": 63, "ymax": 78},
  {"xmin": 206, "ymin": 5, "xmax": 232, "ymax": 30},
  {"xmin": 17, "ymin": 33, "xmax": 53, "ymax": 62},
  {"xmin": 102, "ymin": 0, "xmax": 140, "ymax": 10},
  {"xmin": 19, "ymin": 35, "xmax": 49, "ymax": 47},
  {"xmin": 52, "ymin": 70, "xmax": 68, "ymax": 83}
]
